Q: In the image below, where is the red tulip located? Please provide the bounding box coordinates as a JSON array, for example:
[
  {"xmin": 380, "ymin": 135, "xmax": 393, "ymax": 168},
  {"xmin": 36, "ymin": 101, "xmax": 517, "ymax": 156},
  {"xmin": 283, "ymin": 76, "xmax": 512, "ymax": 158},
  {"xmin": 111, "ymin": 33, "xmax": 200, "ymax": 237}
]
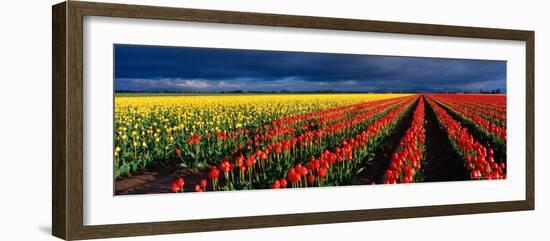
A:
[
  {"xmin": 220, "ymin": 160, "xmax": 231, "ymax": 173},
  {"xmin": 318, "ymin": 168, "xmax": 327, "ymax": 178},
  {"xmin": 187, "ymin": 135, "xmax": 200, "ymax": 145},
  {"xmin": 390, "ymin": 161, "xmax": 398, "ymax": 170},
  {"xmin": 288, "ymin": 168, "xmax": 300, "ymax": 183},
  {"xmin": 272, "ymin": 180, "xmax": 281, "ymax": 189},
  {"xmin": 300, "ymin": 166, "xmax": 309, "ymax": 176},
  {"xmin": 308, "ymin": 174, "xmax": 315, "ymax": 184},
  {"xmin": 176, "ymin": 177, "xmax": 185, "ymax": 188},
  {"xmin": 171, "ymin": 182, "xmax": 180, "ymax": 193},
  {"xmin": 245, "ymin": 155, "xmax": 255, "ymax": 167},
  {"xmin": 275, "ymin": 178, "xmax": 285, "ymax": 188},
  {"xmin": 208, "ymin": 166, "xmax": 220, "ymax": 180},
  {"xmin": 174, "ymin": 147, "xmax": 182, "ymax": 156}
]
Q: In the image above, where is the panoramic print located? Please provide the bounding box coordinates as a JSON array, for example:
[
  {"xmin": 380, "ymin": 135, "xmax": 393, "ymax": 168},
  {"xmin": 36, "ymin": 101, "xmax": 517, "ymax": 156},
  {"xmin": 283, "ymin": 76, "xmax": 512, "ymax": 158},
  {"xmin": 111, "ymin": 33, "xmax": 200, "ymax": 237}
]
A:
[{"xmin": 113, "ymin": 45, "xmax": 507, "ymax": 195}]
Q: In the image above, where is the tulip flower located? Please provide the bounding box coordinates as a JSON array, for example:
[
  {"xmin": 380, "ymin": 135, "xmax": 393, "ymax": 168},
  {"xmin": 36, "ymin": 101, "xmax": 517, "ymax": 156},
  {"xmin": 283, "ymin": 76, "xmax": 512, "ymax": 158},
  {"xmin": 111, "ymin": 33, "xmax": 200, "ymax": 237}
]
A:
[
  {"xmin": 174, "ymin": 147, "xmax": 182, "ymax": 157},
  {"xmin": 279, "ymin": 178, "xmax": 288, "ymax": 188},
  {"xmin": 272, "ymin": 180, "xmax": 281, "ymax": 189},
  {"xmin": 176, "ymin": 178, "xmax": 185, "ymax": 188},
  {"xmin": 171, "ymin": 181, "xmax": 180, "ymax": 193},
  {"xmin": 308, "ymin": 174, "xmax": 315, "ymax": 184}
]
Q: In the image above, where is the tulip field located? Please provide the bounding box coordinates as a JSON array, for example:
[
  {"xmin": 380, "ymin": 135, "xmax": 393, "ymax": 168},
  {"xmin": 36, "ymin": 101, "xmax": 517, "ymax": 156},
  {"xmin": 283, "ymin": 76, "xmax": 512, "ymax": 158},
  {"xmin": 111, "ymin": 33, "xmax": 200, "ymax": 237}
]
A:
[{"xmin": 113, "ymin": 93, "xmax": 507, "ymax": 195}]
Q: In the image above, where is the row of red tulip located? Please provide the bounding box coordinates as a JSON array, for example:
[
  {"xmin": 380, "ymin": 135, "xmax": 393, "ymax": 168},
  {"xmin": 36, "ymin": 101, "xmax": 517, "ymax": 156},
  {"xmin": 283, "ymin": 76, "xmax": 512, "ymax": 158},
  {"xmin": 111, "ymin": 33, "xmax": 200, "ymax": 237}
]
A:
[
  {"xmin": 432, "ymin": 95, "xmax": 506, "ymax": 126},
  {"xmin": 212, "ymin": 97, "xmax": 404, "ymax": 143},
  {"xmin": 426, "ymin": 97, "xmax": 506, "ymax": 180},
  {"xmin": 432, "ymin": 97, "xmax": 506, "ymax": 143},
  {"xmin": 432, "ymin": 94, "xmax": 506, "ymax": 113},
  {"xmin": 383, "ymin": 96, "xmax": 426, "ymax": 184},
  {"xmin": 272, "ymin": 96, "xmax": 419, "ymax": 189},
  {"xmin": 171, "ymin": 177, "xmax": 209, "ymax": 193}
]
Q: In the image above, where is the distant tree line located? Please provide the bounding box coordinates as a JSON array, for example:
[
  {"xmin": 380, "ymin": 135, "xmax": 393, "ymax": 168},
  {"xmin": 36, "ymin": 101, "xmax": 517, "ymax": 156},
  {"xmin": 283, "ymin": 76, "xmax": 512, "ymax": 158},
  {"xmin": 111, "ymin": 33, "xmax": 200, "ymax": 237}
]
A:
[{"xmin": 115, "ymin": 88, "xmax": 505, "ymax": 94}]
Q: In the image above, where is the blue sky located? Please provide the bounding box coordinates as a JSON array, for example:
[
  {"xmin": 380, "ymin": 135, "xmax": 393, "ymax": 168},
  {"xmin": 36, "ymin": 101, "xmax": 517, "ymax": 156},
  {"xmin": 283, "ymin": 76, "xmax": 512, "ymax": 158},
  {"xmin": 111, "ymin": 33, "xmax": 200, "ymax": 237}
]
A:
[{"xmin": 114, "ymin": 44, "xmax": 506, "ymax": 93}]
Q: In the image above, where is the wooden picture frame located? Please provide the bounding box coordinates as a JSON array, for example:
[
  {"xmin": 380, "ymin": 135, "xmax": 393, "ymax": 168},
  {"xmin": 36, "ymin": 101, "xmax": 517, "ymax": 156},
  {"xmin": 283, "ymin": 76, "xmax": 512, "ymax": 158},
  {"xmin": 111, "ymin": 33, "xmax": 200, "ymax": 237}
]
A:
[{"xmin": 52, "ymin": 1, "xmax": 534, "ymax": 240}]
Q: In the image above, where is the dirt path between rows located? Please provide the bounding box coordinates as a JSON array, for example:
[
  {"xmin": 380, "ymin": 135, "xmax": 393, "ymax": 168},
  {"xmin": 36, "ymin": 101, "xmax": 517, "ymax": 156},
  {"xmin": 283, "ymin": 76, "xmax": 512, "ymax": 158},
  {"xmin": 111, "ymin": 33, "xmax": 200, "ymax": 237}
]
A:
[
  {"xmin": 115, "ymin": 164, "xmax": 210, "ymax": 195},
  {"xmin": 422, "ymin": 100, "xmax": 468, "ymax": 182}
]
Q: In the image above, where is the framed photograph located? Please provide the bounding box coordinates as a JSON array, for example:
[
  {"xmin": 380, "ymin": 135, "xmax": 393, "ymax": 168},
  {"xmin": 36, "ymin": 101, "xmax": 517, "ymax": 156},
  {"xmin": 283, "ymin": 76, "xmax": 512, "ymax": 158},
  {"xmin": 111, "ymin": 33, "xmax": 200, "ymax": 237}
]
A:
[{"xmin": 52, "ymin": 1, "xmax": 534, "ymax": 240}]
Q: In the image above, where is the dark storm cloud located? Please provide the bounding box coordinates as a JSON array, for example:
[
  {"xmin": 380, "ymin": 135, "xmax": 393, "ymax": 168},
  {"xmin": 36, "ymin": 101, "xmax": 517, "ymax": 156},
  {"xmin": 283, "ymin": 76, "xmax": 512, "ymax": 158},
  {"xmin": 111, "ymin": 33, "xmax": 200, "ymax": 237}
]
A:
[{"xmin": 114, "ymin": 44, "xmax": 506, "ymax": 92}]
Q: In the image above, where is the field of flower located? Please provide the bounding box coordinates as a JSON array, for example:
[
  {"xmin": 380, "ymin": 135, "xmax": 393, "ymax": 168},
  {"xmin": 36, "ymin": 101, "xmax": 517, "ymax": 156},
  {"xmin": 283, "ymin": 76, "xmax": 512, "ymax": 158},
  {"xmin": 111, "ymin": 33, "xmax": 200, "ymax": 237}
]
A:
[{"xmin": 113, "ymin": 93, "xmax": 507, "ymax": 194}]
